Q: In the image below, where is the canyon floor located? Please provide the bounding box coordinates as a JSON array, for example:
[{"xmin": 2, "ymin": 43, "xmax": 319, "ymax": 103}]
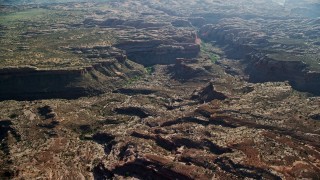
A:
[{"xmin": 0, "ymin": 0, "xmax": 320, "ymax": 179}]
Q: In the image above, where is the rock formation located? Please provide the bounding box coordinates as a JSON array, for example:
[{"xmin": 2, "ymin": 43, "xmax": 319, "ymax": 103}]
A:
[{"xmin": 0, "ymin": 0, "xmax": 319, "ymax": 179}]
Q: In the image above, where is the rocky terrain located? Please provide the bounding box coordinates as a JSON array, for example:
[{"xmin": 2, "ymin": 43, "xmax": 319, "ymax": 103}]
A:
[
  {"xmin": 199, "ymin": 16, "xmax": 320, "ymax": 95},
  {"xmin": 0, "ymin": 0, "xmax": 320, "ymax": 179}
]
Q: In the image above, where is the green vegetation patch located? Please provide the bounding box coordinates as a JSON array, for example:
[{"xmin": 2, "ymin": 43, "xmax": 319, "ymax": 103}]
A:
[
  {"xmin": 145, "ymin": 66, "xmax": 154, "ymax": 75},
  {"xmin": 125, "ymin": 75, "xmax": 142, "ymax": 86},
  {"xmin": 200, "ymin": 42, "xmax": 221, "ymax": 63}
]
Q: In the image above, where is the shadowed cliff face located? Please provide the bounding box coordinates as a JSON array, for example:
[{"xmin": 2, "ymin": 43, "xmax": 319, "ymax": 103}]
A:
[
  {"xmin": 0, "ymin": 69, "xmax": 88, "ymax": 100},
  {"xmin": 0, "ymin": 45, "xmax": 145, "ymax": 101},
  {"xmin": 245, "ymin": 54, "xmax": 320, "ymax": 95},
  {"xmin": 0, "ymin": 58, "xmax": 144, "ymax": 101},
  {"xmin": 116, "ymin": 42, "xmax": 200, "ymax": 66}
]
